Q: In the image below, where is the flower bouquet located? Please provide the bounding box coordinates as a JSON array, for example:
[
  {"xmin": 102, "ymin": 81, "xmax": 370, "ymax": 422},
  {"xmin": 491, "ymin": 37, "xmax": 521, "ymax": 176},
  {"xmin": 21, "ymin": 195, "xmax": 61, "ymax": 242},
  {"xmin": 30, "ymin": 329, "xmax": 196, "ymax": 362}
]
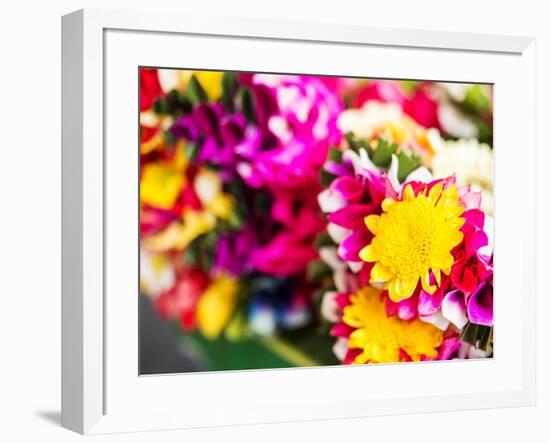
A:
[{"xmin": 139, "ymin": 69, "xmax": 493, "ymax": 371}]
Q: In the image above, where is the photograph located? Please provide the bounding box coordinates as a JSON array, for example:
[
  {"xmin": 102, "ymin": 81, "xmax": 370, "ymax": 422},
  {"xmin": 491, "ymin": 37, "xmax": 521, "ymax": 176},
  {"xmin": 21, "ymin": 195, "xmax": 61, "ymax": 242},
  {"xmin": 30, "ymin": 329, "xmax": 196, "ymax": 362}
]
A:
[{"xmin": 139, "ymin": 68, "xmax": 494, "ymax": 373}]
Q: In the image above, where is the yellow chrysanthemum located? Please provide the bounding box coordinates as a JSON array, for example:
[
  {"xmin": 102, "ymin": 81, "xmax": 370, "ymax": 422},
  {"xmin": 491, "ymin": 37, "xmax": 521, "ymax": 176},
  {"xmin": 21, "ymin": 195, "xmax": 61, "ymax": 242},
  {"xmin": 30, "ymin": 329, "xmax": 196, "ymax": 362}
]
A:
[
  {"xmin": 197, "ymin": 273, "xmax": 240, "ymax": 339},
  {"xmin": 360, "ymin": 182, "xmax": 465, "ymax": 302},
  {"xmin": 344, "ymin": 286, "xmax": 443, "ymax": 363},
  {"xmin": 140, "ymin": 144, "xmax": 187, "ymax": 210}
]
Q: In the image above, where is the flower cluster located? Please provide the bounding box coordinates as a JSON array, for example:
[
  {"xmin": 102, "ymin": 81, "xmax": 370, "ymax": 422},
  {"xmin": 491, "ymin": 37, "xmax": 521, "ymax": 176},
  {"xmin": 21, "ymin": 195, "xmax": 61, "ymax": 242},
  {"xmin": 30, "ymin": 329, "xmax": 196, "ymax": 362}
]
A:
[
  {"xmin": 318, "ymin": 87, "xmax": 493, "ymax": 364},
  {"xmin": 139, "ymin": 69, "xmax": 494, "ymax": 367},
  {"xmin": 140, "ymin": 68, "xmax": 342, "ymax": 341}
]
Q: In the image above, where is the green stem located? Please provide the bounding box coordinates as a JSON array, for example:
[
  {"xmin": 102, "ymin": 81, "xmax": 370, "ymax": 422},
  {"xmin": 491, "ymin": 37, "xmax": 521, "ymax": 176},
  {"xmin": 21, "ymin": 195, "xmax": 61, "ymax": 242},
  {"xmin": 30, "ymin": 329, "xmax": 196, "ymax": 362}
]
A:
[{"xmin": 257, "ymin": 335, "xmax": 320, "ymax": 367}]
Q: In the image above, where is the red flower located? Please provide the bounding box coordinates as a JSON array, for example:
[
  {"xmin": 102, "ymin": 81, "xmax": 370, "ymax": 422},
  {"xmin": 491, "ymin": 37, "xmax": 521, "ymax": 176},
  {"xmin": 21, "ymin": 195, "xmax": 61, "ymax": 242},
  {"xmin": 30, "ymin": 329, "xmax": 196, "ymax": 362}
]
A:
[
  {"xmin": 404, "ymin": 85, "xmax": 442, "ymax": 130},
  {"xmin": 155, "ymin": 268, "xmax": 209, "ymax": 331},
  {"xmin": 140, "ymin": 68, "xmax": 163, "ymax": 111}
]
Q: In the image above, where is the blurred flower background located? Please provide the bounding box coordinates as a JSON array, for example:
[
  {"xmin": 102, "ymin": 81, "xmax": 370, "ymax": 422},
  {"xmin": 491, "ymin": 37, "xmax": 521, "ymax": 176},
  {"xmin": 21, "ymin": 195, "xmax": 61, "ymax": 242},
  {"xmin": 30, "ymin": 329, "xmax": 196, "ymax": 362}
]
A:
[{"xmin": 139, "ymin": 68, "xmax": 493, "ymax": 373}]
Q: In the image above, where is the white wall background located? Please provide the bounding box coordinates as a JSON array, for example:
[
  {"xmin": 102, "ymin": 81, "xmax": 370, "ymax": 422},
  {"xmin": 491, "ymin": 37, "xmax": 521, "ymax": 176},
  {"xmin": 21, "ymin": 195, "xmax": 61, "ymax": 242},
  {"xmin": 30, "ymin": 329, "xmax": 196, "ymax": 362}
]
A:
[{"xmin": 0, "ymin": 0, "xmax": 547, "ymax": 441}]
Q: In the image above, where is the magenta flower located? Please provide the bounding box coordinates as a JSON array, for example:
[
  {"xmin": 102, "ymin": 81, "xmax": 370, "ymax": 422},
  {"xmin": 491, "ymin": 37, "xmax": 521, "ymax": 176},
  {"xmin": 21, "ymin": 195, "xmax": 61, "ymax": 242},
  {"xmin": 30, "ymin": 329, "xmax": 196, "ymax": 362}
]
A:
[
  {"xmin": 213, "ymin": 227, "xmax": 257, "ymax": 277},
  {"xmin": 253, "ymin": 201, "xmax": 325, "ymax": 277},
  {"xmin": 170, "ymin": 103, "xmax": 263, "ymax": 181},
  {"xmin": 318, "ymin": 169, "xmax": 387, "ymax": 276},
  {"xmin": 467, "ymin": 280, "xmax": 494, "ymax": 326},
  {"xmin": 237, "ymin": 74, "xmax": 343, "ymax": 191}
]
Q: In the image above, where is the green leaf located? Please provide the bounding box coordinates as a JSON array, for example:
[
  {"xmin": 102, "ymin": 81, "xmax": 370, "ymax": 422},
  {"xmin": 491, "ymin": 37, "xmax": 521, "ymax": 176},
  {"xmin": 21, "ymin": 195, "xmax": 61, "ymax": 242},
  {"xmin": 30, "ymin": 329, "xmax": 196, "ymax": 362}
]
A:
[
  {"xmin": 166, "ymin": 89, "xmax": 192, "ymax": 114},
  {"xmin": 464, "ymin": 84, "xmax": 492, "ymax": 113},
  {"xmin": 397, "ymin": 151, "xmax": 421, "ymax": 183},
  {"xmin": 152, "ymin": 97, "xmax": 171, "ymax": 114},
  {"xmin": 320, "ymin": 169, "xmax": 336, "ymax": 187},
  {"xmin": 221, "ymin": 72, "xmax": 238, "ymax": 111},
  {"xmin": 314, "ymin": 233, "xmax": 335, "ymax": 250},
  {"xmin": 345, "ymin": 131, "xmax": 371, "ymax": 154},
  {"xmin": 224, "ymin": 308, "xmax": 250, "ymax": 342},
  {"xmin": 460, "ymin": 322, "xmax": 493, "ymax": 352},
  {"xmin": 371, "ymin": 138, "xmax": 397, "ymax": 168},
  {"xmin": 185, "ymin": 142, "xmax": 199, "ymax": 160},
  {"xmin": 399, "ymin": 80, "xmax": 420, "ymax": 93},
  {"xmin": 238, "ymin": 88, "xmax": 255, "ymax": 123},
  {"xmin": 186, "ymin": 75, "xmax": 208, "ymax": 105},
  {"xmin": 328, "ymin": 146, "xmax": 343, "ymax": 163},
  {"xmin": 163, "ymin": 129, "xmax": 176, "ymax": 146},
  {"xmin": 183, "ymin": 243, "xmax": 198, "ymax": 266},
  {"xmin": 306, "ymin": 259, "xmax": 332, "ymax": 282}
]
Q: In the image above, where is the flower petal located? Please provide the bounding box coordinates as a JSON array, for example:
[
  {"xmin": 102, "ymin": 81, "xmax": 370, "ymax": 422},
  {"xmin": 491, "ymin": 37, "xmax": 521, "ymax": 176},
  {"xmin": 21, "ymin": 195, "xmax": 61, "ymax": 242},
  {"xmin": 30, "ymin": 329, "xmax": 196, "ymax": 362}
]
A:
[
  {"xmin": 441, "ymin": 289, "xmax": 468, "ymax": 329},
  {"xmin": 370, "ymin": 262, "xmax": 393, "ymax": 282},
  {"xmin": 338, "ymin": 229, "xmax": 372, "ymax": 262},
  {"xmin": 418, "ymin": 287, "xmax": 444, "ymax": 317},
  {"xmin": 420, "ymin": 311, "xmax": 450, "ymax": 331},
  {"xmin": 318, "ymin": 188, "xmax": 346, "ymax": 213},
  {"xmin": 359, "ymin": 244, "xmax": 378, "ymax": 262},
  {"xmin": 364, "ymin": 215, "xmax": 380, "ymax": 235},
  {"xmin": 467, "ymin": 281, "xmax": 493, "ymax": 326}
]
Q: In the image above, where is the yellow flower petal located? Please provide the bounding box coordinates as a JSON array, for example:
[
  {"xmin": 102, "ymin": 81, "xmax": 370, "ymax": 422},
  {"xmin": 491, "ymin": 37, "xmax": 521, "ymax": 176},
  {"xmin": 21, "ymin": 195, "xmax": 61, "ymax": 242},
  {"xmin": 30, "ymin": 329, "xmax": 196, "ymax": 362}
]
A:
[
  {"xmin": 359, "ymin": 244, "xmax": 378, "ymax": 262},
  {"xmin": 142, "ymin": 211, "xmax": 216, "ymax": 252},
  {"xmin": 389, "ymin": 278, "xmax": 417, "ymax": 302},
  {"xmin": 364, "ymin": 215, "xmax": 380, "ymax": 235},
  {"xmin": 427, "ymin": 182, "xmax": 443, "ymax": 204},
  {"xmin": 381, "ymin": 198, "xmax": 396, "ymax": 212},
  {"xmin": 421, "ymin": 272, "xmax": 436, "ymax": 294},
  {"xmin": 370, "ymin": 262, "xmax": 393, "ymax": 282},
  {"xmin": 196, "ymin": 273, "xmax": 239, "ymax": 339},
  {"xmin": 432, "ymin": 268, "xmax": 442, "ymax": 287},
  {"xmin": 343, "ymin": 286, "xmax": 443, "ymax": 364},
  {"xmin": 194, "ymin": 71, "xmax": 224, "ymax": 100},
  {"xmin": 403, "ymin": 184, "xmax": 415, "ymax": 201},
  {"xmin": 207, "ymin": 194, "xmax": 235, "ymax": 220}
]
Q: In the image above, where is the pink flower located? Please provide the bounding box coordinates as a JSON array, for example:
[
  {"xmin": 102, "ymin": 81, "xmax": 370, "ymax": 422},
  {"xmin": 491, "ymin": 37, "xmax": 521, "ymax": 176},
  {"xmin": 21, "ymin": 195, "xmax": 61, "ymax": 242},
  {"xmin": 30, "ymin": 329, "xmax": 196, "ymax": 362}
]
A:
[
  {"xmin": 238, "ymin": 74, "xmax": 343, "ymax": 191},
  {"xmin": 323, "ymin": 173, "xmax": 386, "ymax": 276},
  {"xmin": 467, "ymin": 280, "xmax": 494, "ymax": 326},
  {"xmin": 253, "ymin": 201, "xmax": 325, "ymax": 277},
  {"xmin": 353, "ymin": 80, "xmax": 408, "ymax": 108},
  {"xmin": 450, "ymin": 209, "xmax": 493, "ymax": 295}
]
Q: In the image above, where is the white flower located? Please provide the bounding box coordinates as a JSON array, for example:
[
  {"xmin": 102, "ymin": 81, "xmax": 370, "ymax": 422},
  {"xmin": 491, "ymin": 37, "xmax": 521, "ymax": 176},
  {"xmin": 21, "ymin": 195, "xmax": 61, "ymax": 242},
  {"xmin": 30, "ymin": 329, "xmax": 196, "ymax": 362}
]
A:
[
  {"xmin": 320, "ymin": 291, "xmax": 341, "ymax": 323},
  {"xmin": 337, "ymin": 101, "xmax": 403, "ymax": 139},
  {"xmin": 438, "ymin": 103, "xmax": 478, "ymax": 139},
  {"xmin": 439, "ymin": 82, "xmax": 470, "ymax": 101},
  {"xmin": 140, "ymin": 251, "xmax": 175, "ymax": 297},
  {"xmin": 431, "ymin": 138, "xmax": 494, "ymax": 214},
  {"xmin": 194, "ymin": 168, "xmax": 222, "ymax": 206}
]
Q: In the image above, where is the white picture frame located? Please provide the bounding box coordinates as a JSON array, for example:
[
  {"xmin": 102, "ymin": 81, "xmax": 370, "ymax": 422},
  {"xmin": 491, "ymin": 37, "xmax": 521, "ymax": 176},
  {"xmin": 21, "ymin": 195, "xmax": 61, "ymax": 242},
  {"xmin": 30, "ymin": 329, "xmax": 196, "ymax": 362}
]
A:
[{"xmin": 61, "ymin": 8, "xmax": 537, "ymax": 435}]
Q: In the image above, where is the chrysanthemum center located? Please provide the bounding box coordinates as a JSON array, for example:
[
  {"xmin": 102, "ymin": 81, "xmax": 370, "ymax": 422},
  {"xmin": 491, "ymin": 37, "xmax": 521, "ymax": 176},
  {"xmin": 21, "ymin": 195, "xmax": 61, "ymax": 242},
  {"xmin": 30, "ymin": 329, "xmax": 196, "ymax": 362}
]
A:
[
  {"xmin": 377, "ymin": 196, "xmax": 443, "ymax": 280},
  {"xmin": 360, "ymin": 183, "xmax": 466, "ymax": 301}
]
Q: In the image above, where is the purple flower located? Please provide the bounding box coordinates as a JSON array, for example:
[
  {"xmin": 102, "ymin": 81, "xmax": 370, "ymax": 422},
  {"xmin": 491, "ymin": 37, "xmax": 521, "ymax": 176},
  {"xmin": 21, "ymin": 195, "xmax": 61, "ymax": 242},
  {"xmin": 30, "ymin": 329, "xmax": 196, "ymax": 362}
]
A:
[
  {"xmin": 467, "ymin": 281, "xmax": 494, "ymax": 326},
  {"xmin": 170, "ymin": 103, "xmax": 262, "ymax": 181},
  {"xmin": 213, "ymin": 227, "xmax": 257, "ymax": 276}
]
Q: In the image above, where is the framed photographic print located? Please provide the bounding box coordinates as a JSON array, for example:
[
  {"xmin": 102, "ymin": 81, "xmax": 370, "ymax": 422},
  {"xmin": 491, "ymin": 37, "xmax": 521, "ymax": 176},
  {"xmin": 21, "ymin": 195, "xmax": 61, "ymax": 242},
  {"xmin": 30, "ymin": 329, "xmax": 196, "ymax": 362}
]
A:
[{"xmin": 62, "ymin": 8, "xmax": 536, "ymax": 434}]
